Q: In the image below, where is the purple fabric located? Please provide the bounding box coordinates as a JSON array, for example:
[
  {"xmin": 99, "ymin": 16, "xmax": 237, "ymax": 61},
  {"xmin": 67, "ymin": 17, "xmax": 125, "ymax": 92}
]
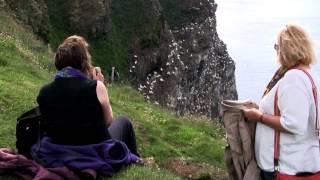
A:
[
  {"xmin": 31, "ymin": 137, "xmax": 139, "ymax": 177},
  {"xmin": 0, "ymin": 148, "xmax": 96, "ymax": 180},
  {"xmin": 54, "ymin": 67, "xmax": 87, "ymax": 80}
]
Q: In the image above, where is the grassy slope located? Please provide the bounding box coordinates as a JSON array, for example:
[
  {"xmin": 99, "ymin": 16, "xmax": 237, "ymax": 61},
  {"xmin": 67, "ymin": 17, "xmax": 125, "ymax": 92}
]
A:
[{"xmin": 0, "ymin": 9, "xmax": 227, "ymax": 179}]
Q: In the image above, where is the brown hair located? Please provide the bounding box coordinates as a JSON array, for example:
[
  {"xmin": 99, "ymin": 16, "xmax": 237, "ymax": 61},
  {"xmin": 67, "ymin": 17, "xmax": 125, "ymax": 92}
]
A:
[
  {"xmin": 277, "ymin": 24, "xmax": 316, "ymax": 69},
  {"xmin": 55, "ymin": 35, "xmax": 93, "ymax": 77}
]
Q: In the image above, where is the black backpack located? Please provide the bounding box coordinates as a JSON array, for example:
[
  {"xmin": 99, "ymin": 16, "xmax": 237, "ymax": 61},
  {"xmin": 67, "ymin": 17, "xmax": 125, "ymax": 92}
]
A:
[{"xmin": 16, "ymin": 106, "xmax": 42, "ymax": 158}]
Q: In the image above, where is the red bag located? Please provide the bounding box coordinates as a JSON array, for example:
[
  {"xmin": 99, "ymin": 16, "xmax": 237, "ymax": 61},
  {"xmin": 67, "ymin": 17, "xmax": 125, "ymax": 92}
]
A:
[
  {"xmin": 274, "ymin": 68, "xmax": 320, "ymax": 180},
  {"xmin": 276, "ymin": 172, "xmax": 320, "ymax": 180}
]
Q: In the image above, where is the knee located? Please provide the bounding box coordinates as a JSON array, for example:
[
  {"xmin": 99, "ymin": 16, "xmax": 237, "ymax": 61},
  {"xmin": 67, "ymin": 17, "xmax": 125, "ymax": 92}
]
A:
[{"xmin": 117, "ymin": 116, "xmax": 133, "ymax": 128}]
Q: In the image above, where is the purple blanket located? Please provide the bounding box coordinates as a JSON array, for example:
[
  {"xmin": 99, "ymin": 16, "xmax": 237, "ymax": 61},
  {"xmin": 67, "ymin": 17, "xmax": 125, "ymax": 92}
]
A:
[
  {"xmin": 31, "ymin": 137, "xmax": 139, "ymax": 177},
  {"xmin": 0, "ymin": 148, "xmax": 95, "ymax": 180}
]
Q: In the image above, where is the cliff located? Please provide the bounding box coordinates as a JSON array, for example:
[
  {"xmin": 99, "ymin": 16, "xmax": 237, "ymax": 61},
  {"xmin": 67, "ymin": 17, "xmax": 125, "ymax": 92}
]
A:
[
  {"xmin": 3, "ymin": 0, "xmax": 237, "ymax": 119},
  {"xmin": 131, "ymin": 0, "xmax": 238, "ymax": 119}
]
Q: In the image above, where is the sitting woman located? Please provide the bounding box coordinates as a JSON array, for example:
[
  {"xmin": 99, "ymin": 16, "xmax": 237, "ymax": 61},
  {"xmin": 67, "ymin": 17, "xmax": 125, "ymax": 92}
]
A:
[{"xmin": 37, "ymin": 35, "xmax": 138, "ymax": 156}]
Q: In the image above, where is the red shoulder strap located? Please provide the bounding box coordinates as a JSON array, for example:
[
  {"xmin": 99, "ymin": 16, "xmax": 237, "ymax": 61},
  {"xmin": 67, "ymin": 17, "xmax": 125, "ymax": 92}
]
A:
[
  {"xmin": 294, "ymin": 68, "xmax": 319, "ymax": 134},
  {"xmin": 273, "ymin": 68, "xmax": 319, "ymax": 172},
  {"xmin": 274, "ymin": 87, "xmax": 280, "ymax": 172}
]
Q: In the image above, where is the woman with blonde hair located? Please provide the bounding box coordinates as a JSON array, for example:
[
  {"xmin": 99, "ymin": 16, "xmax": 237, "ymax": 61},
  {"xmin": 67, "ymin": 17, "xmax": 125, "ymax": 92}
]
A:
[
  {"xmin": 243, "ymin": 24, "xmax": 320, "ymax": 179},
  {"xmin": 37, "ymin": 35, "xmax": 139, "ymax": 155}
]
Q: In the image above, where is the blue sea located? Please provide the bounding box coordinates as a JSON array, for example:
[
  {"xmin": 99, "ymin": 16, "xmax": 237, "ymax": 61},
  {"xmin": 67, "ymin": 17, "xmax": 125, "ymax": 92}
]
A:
[{"xmin": 215, "ymin": 0, "xmax": 320, "ymax": 102}]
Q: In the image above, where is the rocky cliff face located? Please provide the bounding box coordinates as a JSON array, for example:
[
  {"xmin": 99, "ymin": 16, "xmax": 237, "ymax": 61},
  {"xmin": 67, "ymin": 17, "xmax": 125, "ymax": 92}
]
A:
[
  {"xmin": 4, "ymin": 0, "xmax": 238, "ymax": 119},
  {"xmin": 131, "ymin": 0, "xmax": 238, "ymax": 119},
  {"xmin": 66, "ymin": 0, "xmax": 112, "ymax": 39},
  {"xmin": 3, "ymin": 0, "xmax": 112, "ymax": 40}
]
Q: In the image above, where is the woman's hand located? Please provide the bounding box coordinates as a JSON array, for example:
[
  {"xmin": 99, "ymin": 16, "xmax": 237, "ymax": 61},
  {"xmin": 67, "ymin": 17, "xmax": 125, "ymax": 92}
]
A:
[
  {"xmin": 92, "ymin": 67, "xmax": 105, "ymax": 82},
  {"xmin": 243, "ymin": 108, "xmax": 263, "ymax": 122},
  {"xmin": 248, "ymin": 101, "xmax": 259, "ymax": 109}
]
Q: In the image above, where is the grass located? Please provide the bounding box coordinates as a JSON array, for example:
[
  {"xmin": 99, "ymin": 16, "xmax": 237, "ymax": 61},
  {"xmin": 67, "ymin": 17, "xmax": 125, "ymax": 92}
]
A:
[
  {"xmin": 109, "ymin": 84, "xmax": 226, "ymax": 168},
  {"xmin": 0, "ymin": 9, "xmax": 227, "ymax": 179}
]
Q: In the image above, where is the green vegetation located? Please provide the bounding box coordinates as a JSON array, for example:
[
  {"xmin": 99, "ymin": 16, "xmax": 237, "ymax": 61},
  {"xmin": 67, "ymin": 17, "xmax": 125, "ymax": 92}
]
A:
[
  {"xmin": 111, "ymin": 166, "xmax": 181, "ymax": 180},
  {"xmin": 159, "ymin": 0, "xmax": 188, "ymax": 27},
  {"xmin": 160, "ymin": 0, "xmax": 204, "ymax": 28},
  {"xmin": 45, "ymin": 0, "xmax": 148, "ymax": 76},
  {"xmin": 46, "ymin": 0, "xmax": 71, "ymax": 48},
  {"xmin": 0, "ymin": 10, "xmax": 54, "ymax": 148},
  {"xmin": 0, "ymin": 8, "xmax": 227, "ymax": 179},
  {"xmin": 109, "ymin": 84, "xmax": 226, "ymax": 168}
]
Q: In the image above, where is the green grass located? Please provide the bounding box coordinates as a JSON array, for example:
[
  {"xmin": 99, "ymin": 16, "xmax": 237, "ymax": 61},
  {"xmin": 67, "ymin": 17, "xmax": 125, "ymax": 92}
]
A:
[
  {"xmin": 0, "ymin": 9, "xmax": 227, "ymax": 179},
  {"xmin": 111, "ymin": 166, "xmax": 181, "ymax": 180},
  {"xmin": 108, "ymin": 84, "xmax": 226, "ymax": 168}
]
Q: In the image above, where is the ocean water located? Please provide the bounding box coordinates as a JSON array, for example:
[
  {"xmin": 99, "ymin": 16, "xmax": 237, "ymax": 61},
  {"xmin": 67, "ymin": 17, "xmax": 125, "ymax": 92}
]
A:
[{"xmin": 215, "ymin": 0, "xmax": 320, "ymax": 102}]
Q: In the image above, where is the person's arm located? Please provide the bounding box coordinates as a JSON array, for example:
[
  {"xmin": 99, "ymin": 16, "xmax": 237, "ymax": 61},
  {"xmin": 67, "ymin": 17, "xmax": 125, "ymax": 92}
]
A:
[
  {"xmin": 96, "ymin": 80, "xmax": 113, "ymax": 125},
  {"xmin": 244, "ymin": 71, "xmax": 310, "ymax": 134},
  {"xmin": 243, "ymin": 108, "xmax": 289, "ymax": 133}
]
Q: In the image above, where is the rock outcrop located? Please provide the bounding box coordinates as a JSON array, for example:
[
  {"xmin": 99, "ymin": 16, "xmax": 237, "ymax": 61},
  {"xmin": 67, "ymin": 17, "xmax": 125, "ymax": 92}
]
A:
[
  {"xmin": 131, "ymin": 0, "xmax": 237, "ymax": 119},
  {"xmin": 4, "ymin": 0, "xmax": 112, "ymax": 40},
  {"xmin": 65, "ymin": 0, "xmax": 112, "ymax": 39}
]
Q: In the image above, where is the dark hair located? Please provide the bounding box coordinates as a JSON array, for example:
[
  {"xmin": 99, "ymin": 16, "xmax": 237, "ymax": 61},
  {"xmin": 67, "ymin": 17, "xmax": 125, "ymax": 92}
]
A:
[{"xmin": 55, "ymin": 35, "xmax": 93, "ymax": 77}]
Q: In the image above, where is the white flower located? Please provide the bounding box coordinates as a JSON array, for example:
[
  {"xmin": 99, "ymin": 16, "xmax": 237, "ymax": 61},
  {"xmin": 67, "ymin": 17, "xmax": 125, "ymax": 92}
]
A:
[
  {"xmin": 134, "ymin": 55, "xmax": 138, "ymax": 58},
  {"xmin": 159, "ymin": 78, "xmax": 164, "ymax": 82}
]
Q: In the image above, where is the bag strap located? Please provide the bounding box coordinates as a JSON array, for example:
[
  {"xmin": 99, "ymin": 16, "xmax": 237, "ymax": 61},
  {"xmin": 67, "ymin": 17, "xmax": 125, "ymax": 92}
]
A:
[
  {"xmin": 294, "ymin": 68, "xmax": 319, "ymax": 135},
  {"xmin": 274, "ymin": 87, "xmax": 281, "ymax": 172},
  {"xmin": 273, "ymin": 68, "xmax": 319, "ymax": 172}
]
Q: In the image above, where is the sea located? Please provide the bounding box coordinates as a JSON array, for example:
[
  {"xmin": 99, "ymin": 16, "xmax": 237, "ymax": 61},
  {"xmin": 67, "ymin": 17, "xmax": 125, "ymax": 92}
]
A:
[{"xmin": 215, "ymin": 0, "xmax": 320, "ymax": 102}]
